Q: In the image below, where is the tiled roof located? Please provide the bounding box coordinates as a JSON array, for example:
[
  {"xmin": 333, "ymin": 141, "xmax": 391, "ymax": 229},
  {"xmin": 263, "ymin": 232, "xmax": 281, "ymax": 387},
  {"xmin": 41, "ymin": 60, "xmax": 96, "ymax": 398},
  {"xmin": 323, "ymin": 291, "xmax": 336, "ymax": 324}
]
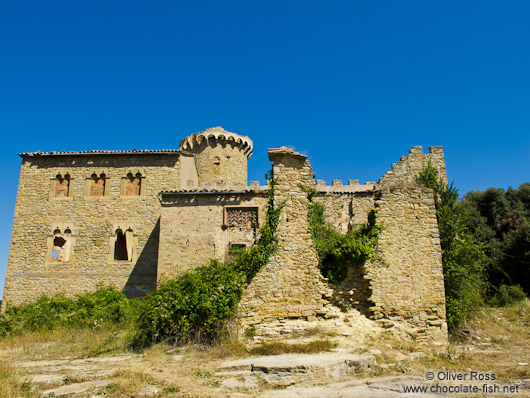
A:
[
  {"xmin": 160, "ymin": 187, "xmax": 267, "ymax": 195},
  {"xmin": 19, "ymin": 149, "xmax": 180, "ymax": 157}
]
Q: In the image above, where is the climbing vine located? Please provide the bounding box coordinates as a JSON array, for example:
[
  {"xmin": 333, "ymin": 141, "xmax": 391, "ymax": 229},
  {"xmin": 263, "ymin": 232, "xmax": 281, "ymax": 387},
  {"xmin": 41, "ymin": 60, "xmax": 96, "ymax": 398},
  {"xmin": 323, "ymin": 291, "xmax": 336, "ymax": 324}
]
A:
[
  {"xmin": 130, "ymin": 171, "xmax": 283, "ymax": 348},
  {"xmin": 304, "ymin": 186, "xmax": 382, "ymax": 284},
  {"xmin": 417, "ymin": 162, "xmax": 486, "ymax": 330}
]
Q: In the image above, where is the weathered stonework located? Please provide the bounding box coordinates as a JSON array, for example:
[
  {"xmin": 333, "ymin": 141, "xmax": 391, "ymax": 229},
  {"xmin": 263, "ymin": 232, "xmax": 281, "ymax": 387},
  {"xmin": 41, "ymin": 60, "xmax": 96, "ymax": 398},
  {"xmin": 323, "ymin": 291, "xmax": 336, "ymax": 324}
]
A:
[
  {"xmin": 238, "ymin": 148, "xmax": 333, "ymax": 327},
  {"xmin": 158, "ymin": 191, "xmax": 268, "ymax": 277},
  {"xmin": 2, "ymin": 127, "xmax": 447, "ymax": 344}
]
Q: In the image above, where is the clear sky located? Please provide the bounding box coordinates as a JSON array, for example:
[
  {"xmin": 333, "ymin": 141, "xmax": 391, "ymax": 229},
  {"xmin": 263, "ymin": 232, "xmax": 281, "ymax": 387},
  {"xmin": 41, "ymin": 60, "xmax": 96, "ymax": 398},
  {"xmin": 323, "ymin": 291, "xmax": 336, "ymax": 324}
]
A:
[{"xmin": 1, "ymin": 1, "xmax": 529, "ymax": 299}]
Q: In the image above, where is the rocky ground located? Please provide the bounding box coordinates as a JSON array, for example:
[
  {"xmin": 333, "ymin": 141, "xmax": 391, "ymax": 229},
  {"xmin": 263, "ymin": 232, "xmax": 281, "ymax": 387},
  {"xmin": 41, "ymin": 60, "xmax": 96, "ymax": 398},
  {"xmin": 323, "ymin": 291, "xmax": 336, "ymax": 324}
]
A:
[{"xmin": 1, "ymin": 303, "xmax": 529, "ymax": 397}]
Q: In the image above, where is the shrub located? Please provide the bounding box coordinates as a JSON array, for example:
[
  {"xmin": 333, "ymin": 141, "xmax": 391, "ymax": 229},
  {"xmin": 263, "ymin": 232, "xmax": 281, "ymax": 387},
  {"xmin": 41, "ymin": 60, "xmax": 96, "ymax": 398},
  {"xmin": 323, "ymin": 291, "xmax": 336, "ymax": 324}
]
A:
[
  {"xmin": 491, "ymin": 284, "xmax": 527, "ymax": 307},
  {"xmin": 305, "ymin": 187, "xmax": 381, "ymax": 284},
  {"xmin": 129, "ymin": 260, "xmax": 247, "ymax": 347},
  {"xmin": 129, "ymin": 172, "xmax": 282, "ymax": 348},
  {"xmin": 417, "ymin": 162, "xmax": 486, "ymax": 330},
  {"xmin": 0, "ymin": 286, "xmax": 133, "ymax": 337}
]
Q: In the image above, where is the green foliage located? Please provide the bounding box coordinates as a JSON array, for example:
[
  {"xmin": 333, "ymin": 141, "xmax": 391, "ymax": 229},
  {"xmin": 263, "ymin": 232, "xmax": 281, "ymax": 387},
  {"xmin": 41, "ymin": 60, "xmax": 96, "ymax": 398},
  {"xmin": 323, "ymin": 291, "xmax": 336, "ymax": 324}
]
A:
[
  {"xmin": 417, "ymin": 162, "xmax": 486, "ymax": 330},
  {"xmin": 490, "ymin": 284, "xmax": 527, "ymax": 307},
  {"xmin": 462, "ymin": 183, "xmax": 530, "ymax": 295},
  {"xmin": 129, "ymin": 260, "xmax": 247, "ymax": 347},
  {"xmin": 231, "ymin": 174, "xmax": 283, "ymax": 283},
  {"xmin": 0, "ymin": 286, "xmax": 133, "ymax": 337},
  {"xmin": 0, "ymin": 172, "xmax": 283, "ymax": 347},
  {"xmin": 129, "ymin": 172, "xmax": 282, "ymax": 348},
  {"xmin": 244, "ymin": 326, "xmax": 257, "ymax": 338},
  {"xmin": 305, "ymin": 188, "xmax": 381, "ymax": 284}
]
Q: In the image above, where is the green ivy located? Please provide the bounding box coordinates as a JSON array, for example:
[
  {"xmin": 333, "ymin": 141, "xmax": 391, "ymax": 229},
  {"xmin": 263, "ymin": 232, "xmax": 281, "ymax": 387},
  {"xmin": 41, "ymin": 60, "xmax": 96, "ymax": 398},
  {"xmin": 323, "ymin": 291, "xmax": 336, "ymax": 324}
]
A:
[
  {"xmin": 304, "ymin": 186, "xmax": 382, "ymax": 284},
  {"xmin": 417, "ymin": 162, "xmax": 486, "ymax": 330},
  {"xmin": 129, "ymin": 171, "xmax": 283, "ymax": 348}
]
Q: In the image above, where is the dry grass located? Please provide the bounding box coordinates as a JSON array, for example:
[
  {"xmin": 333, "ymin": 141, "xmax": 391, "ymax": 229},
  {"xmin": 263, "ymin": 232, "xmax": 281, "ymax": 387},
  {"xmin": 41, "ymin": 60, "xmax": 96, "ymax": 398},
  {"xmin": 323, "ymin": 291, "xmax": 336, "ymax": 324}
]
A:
[
  {"xmin": 98, "ymin": 367, "xmax": 157, "ymax": 397},
  {"xmin": 0, "ymin": 301, "xmax": 528, "ymax": 396},
  {"xmin": 249, "ymin": 339, "xmax": 337, "ymax": 355},
  {"xmin": 362, "ymin": 299, "xmax": 530, "ymax": 385},
  {"xmin": 0, "ymin": 324, "xmax": 128, "ymax": 361},
  {"xmin": 300, "ymin": 326, "xmax": 338, "ymax": 338},
  {"xmin": 0, "ymin": 363, "xmax": 33, "ymax": 398}
]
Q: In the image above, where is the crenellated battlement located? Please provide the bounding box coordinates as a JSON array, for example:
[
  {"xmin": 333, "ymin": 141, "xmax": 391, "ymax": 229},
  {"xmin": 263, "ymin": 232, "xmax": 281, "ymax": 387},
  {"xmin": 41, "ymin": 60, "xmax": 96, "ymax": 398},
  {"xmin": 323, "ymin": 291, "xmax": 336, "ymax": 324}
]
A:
[
  {"xmin": 179, "ymin": 126, "xmax": 253, "ymax": 158},
  {"xmin": 315, "ymin": 179, "xmax": 376, "ymax": 193}
]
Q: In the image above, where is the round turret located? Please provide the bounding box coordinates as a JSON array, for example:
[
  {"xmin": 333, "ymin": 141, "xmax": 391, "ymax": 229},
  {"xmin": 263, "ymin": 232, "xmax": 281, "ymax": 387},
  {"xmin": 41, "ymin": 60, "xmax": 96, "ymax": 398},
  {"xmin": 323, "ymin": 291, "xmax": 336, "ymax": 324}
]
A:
[{"xmin": 179, "ymin": 127, "xmax": 253, "ymax": 188}]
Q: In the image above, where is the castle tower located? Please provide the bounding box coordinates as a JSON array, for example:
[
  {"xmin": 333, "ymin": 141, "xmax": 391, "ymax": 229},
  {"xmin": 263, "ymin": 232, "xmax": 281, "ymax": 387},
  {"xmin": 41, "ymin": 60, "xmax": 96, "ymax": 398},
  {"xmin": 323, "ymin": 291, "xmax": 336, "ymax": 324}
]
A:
[{"xmin": 179, "ymin": 127, "xmax": 253, "ymax": 188}]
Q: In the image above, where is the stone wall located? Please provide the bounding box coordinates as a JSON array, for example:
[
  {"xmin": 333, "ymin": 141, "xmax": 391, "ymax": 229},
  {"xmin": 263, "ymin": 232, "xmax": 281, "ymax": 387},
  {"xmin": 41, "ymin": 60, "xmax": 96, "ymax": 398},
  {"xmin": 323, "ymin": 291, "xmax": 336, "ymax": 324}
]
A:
[
  {"xmin": 2, "ymin": 153, "xmax": 182, "ymax": 309},
  {"xmin": 238, "ymin": 145, "xmax": 448, "ymax": 343},
  {"xmin": 378, "ymin": 146, "xmax": 447, "ymax": 189},
  {"xmin": 365, "ymin": 187, "xmax": 447, "ymax": 341},
  {"xmin": 314, "ymin": 191, "xmax": 375, "ymax": 232},
  {"xmin": 238, "ymin": 148, "xmax": 333, "ymax": 331},
  {"xmin": 158, "ymin": 191, "xmax": 268, "ymax": 278},
  {"xmin": 2, "ymin": 132, "xmax": 449, "ymax": 345}
]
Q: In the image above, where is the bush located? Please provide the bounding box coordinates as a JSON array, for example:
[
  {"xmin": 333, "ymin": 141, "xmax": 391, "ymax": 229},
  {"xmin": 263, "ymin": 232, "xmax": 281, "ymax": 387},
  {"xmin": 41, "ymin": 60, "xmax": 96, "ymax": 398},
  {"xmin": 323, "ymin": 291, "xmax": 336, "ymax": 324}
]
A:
[
  {"xmin": 491, "ymin": 284, "xmax": 527, "ymax": 307},
  {"xmin": 305, "ymin": 187, "xmax": 381, "ymax": 284},
  {"xmin": 129, "ymin": 260, "xmax": 247, "ymax": 347},
  {"xmin": 0, "ymin": 286, "xmax": 133, "ymax": 337},
  {"xmin": 417, "ymin": 162, "xmax": 487, "ymax": 330},
  {"xmin": 129, "ymin": 172, "xmax": 282, "ymax": 349}
]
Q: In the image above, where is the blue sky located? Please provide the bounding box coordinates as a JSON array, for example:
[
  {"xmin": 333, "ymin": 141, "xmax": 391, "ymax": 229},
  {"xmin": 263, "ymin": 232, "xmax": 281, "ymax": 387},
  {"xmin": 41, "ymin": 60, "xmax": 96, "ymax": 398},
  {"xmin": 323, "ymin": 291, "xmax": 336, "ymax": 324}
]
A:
[{"xmin": 1, "ymin": 1, "xmax": 529, "ymax": 299}]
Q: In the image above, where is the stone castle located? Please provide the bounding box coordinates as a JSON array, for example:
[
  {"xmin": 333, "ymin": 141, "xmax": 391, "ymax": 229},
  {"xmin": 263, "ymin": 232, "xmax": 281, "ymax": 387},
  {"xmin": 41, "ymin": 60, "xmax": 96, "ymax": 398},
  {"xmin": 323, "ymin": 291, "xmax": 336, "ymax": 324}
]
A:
[{"xmin": 2, "ymin": 127, "xmax": 448, "ymax": 342}]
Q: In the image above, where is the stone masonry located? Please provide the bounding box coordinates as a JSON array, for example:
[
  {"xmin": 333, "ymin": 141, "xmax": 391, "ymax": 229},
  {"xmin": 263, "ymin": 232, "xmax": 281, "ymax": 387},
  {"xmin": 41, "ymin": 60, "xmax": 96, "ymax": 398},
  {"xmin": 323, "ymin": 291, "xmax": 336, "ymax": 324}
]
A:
[
  {"xmin": 238, "ymin": 148, "xmax": 333, "ymax": 327},
  {"xmin": 3, "ymin": 126, "xmax": 447, "ymax": 343}
]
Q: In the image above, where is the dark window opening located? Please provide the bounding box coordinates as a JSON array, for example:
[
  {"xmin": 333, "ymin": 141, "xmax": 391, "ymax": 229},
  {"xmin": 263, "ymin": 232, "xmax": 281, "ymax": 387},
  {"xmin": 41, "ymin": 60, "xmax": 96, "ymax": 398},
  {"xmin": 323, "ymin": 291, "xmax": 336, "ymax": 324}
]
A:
[
  {"xmin": 54, "ymin": 236, "xmax": 66, "ymax": 247},
  {"xmin": 114, "ymin": 229, "xmax": 128, "ymax": 260},
  {"xmin": 114, "ymin": 228, "xmax": 133, "ymax": 261},
  {"xmin": 51, "ymin": 235, "xmax": 68, "ymax": 262}
]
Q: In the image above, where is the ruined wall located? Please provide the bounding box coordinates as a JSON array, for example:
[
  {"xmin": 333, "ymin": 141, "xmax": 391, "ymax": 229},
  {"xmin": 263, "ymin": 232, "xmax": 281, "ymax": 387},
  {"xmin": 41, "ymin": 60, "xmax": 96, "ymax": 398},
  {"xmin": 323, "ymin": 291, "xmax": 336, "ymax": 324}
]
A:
[
  {"xmin": 313, "ymin": 180, "xmax": 376, "ymax": 232},
  {"xmin": 378, "ymin": 146, "xmax": 447, "ymax": 188},
  {"xmin": 158, "ymin": 191, "xmax": 268, "ymax": 278},
  {"xmin": 239, "ymin": 148, "xmax": 333, "ymax": 331},
  {"xmin": 365, "ymin": 187, "xmax": 447, "ymax": 342},
  {"xmin": 361, "ymin": 146, "xmax": 448, "ymax": 341},
  {"xmin": 2, "ymin": 153, "xmax": 182, "ymax": 309},
  {"xmin": 239, "ymin": 145, "xmax": 447, "ymax": 343}
]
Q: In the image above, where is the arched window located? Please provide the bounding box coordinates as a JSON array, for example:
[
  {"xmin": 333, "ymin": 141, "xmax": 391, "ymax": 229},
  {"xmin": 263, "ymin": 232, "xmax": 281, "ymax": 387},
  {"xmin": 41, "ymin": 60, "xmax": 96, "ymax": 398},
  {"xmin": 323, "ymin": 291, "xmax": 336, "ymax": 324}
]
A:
[
  {"xmin": 113, "ymin": 228, "xmax": 134, "ymax": 261},
  {"xmin": 49, "ymin": 227, "xmax": 73, "ymax": 262},
  {"xmin": 125, "ymin": 172, "xmax": 141, "ymax": 196},
  {"xmin": 89, "ymin": 173, "xmax": 106, "ymax": 196},
  {"xmin": 54, "ymin": 173, "xmax": 70, "ymax": 198}
]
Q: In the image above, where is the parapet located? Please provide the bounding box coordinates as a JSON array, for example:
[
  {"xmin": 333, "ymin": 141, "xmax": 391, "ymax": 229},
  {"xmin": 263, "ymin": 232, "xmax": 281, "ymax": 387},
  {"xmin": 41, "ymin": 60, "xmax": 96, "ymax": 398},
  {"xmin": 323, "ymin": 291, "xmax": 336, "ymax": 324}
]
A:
[
  {"xmin": 315, "ymin": 179, "xmax": 376, "ymax": 193},
  {"xmin": 179, "ymin": 126, "xmax": 253, "ymax": 158}
]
